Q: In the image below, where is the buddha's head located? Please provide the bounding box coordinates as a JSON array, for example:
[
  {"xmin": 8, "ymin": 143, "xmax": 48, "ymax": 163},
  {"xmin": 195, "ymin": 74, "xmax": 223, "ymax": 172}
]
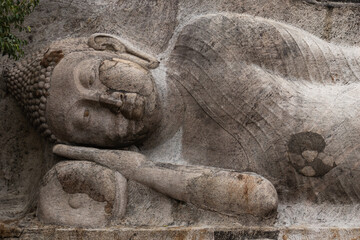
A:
[{"xmin": 4, "ymin": 34, "xmax": 161, "ymax": 148}]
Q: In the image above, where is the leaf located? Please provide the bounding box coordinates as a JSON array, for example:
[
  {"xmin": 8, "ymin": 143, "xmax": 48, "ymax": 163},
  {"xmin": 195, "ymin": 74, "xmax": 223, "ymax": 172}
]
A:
[{"xmin": 0, "ymin": 0, "xmax": 39, "ymax": 59}]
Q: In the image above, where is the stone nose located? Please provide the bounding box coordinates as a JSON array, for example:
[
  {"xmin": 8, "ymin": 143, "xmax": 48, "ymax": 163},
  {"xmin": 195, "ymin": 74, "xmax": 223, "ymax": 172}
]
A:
[{"xmin": 99, "ymin": 92, "xmax": 123, "ymax": 109}]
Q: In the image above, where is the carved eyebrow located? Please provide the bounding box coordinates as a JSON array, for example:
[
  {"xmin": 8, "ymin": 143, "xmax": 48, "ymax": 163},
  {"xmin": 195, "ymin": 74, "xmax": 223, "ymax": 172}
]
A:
[{"xmin": 77, "ymin": 63, "xmax": 99, "ymax": 89}]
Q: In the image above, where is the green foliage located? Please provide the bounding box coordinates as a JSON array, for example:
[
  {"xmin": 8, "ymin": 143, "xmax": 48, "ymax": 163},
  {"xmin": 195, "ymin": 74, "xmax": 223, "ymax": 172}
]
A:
[{"xmin": 0, "ymin": 0, "xmax": 39, "ymax": 60}]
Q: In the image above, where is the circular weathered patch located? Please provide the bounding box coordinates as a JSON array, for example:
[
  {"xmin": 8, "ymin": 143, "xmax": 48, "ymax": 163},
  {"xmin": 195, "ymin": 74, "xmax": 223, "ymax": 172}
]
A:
[{"xmin": 287, "ymin": 132, "xmax": 336, "ymax": 177}]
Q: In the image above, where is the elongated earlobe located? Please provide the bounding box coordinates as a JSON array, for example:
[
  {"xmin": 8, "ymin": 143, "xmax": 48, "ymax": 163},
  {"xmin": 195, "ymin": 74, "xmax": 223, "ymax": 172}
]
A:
[{"xmin": 88, "ymin": 33, "xmax": 159, "ymax": 69}]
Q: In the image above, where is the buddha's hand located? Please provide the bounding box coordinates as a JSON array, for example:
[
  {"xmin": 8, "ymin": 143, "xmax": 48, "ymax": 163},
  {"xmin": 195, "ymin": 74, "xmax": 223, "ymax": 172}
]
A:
[{"xmin": 53, "ymin": 144, "xmax": 278, "ymax": 217}]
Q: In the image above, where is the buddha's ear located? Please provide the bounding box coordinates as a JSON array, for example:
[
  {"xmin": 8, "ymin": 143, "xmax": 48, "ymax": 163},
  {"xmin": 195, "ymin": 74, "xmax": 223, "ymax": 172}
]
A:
[{"xmin": 88, "ymin": 33, "xmax": 159, "ymax": 69}]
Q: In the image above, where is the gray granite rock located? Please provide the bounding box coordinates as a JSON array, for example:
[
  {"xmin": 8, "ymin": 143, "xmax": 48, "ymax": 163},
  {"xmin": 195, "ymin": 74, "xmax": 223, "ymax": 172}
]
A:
[{"xmin": 1, "ymin": 0, "xmax": 360, "ymax": 238}]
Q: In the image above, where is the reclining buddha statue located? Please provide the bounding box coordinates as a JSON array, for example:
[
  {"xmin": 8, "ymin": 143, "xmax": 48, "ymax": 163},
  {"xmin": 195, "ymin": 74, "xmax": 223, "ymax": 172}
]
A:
[{"xmin": 4, "ymin": 13, "xmax": 360, "ymax": 227}]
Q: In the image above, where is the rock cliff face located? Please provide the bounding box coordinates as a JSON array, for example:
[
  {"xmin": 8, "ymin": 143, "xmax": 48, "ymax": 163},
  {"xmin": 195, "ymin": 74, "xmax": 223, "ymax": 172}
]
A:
[{"xmin": 1, "ymin": 0, "xmax": 360, "ymax": 235}]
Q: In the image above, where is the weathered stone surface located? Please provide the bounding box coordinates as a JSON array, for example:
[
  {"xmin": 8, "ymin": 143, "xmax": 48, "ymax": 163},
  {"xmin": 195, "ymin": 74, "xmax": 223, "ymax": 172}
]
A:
[
  {"xmin": 53, "ymin": 145, "xmax": 278, "ymax": 217},
  {"xmin": 167, "ymin": 12, "xmax": 360, "ymax": 205},
  {"xmin": 37, "ymin": 161, "xmax": 127, "ymax": 227},
  {"xmin": 1, "ymin": 0, "xmax": 360, "ymax": 238},
  {"xmin": 1, "ymin": 225, "xmax": 360, "ymax": 240},
  {"xmin": 305, "ymin": 0, "xmax": 360, "ymax": 7}
]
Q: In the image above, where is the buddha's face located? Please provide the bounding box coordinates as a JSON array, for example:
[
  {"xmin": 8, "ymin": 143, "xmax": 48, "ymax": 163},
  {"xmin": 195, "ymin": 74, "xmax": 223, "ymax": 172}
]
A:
[{"xmin": 46, "ymin": 51, "xmax": 160, "ymax": 148}]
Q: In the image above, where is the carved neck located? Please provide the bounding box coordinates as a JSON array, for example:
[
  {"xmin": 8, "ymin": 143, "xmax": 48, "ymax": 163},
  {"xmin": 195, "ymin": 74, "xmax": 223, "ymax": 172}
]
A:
[{"xmin": 140, "ymin": 66, "xmax": 185, "ymax": 150}]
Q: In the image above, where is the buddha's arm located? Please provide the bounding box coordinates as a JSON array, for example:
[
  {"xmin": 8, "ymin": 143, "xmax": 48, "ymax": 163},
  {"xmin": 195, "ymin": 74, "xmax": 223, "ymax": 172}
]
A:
[{"xmin": 53, "ymin": 144, "xmax": 278, "ymax": 217}]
